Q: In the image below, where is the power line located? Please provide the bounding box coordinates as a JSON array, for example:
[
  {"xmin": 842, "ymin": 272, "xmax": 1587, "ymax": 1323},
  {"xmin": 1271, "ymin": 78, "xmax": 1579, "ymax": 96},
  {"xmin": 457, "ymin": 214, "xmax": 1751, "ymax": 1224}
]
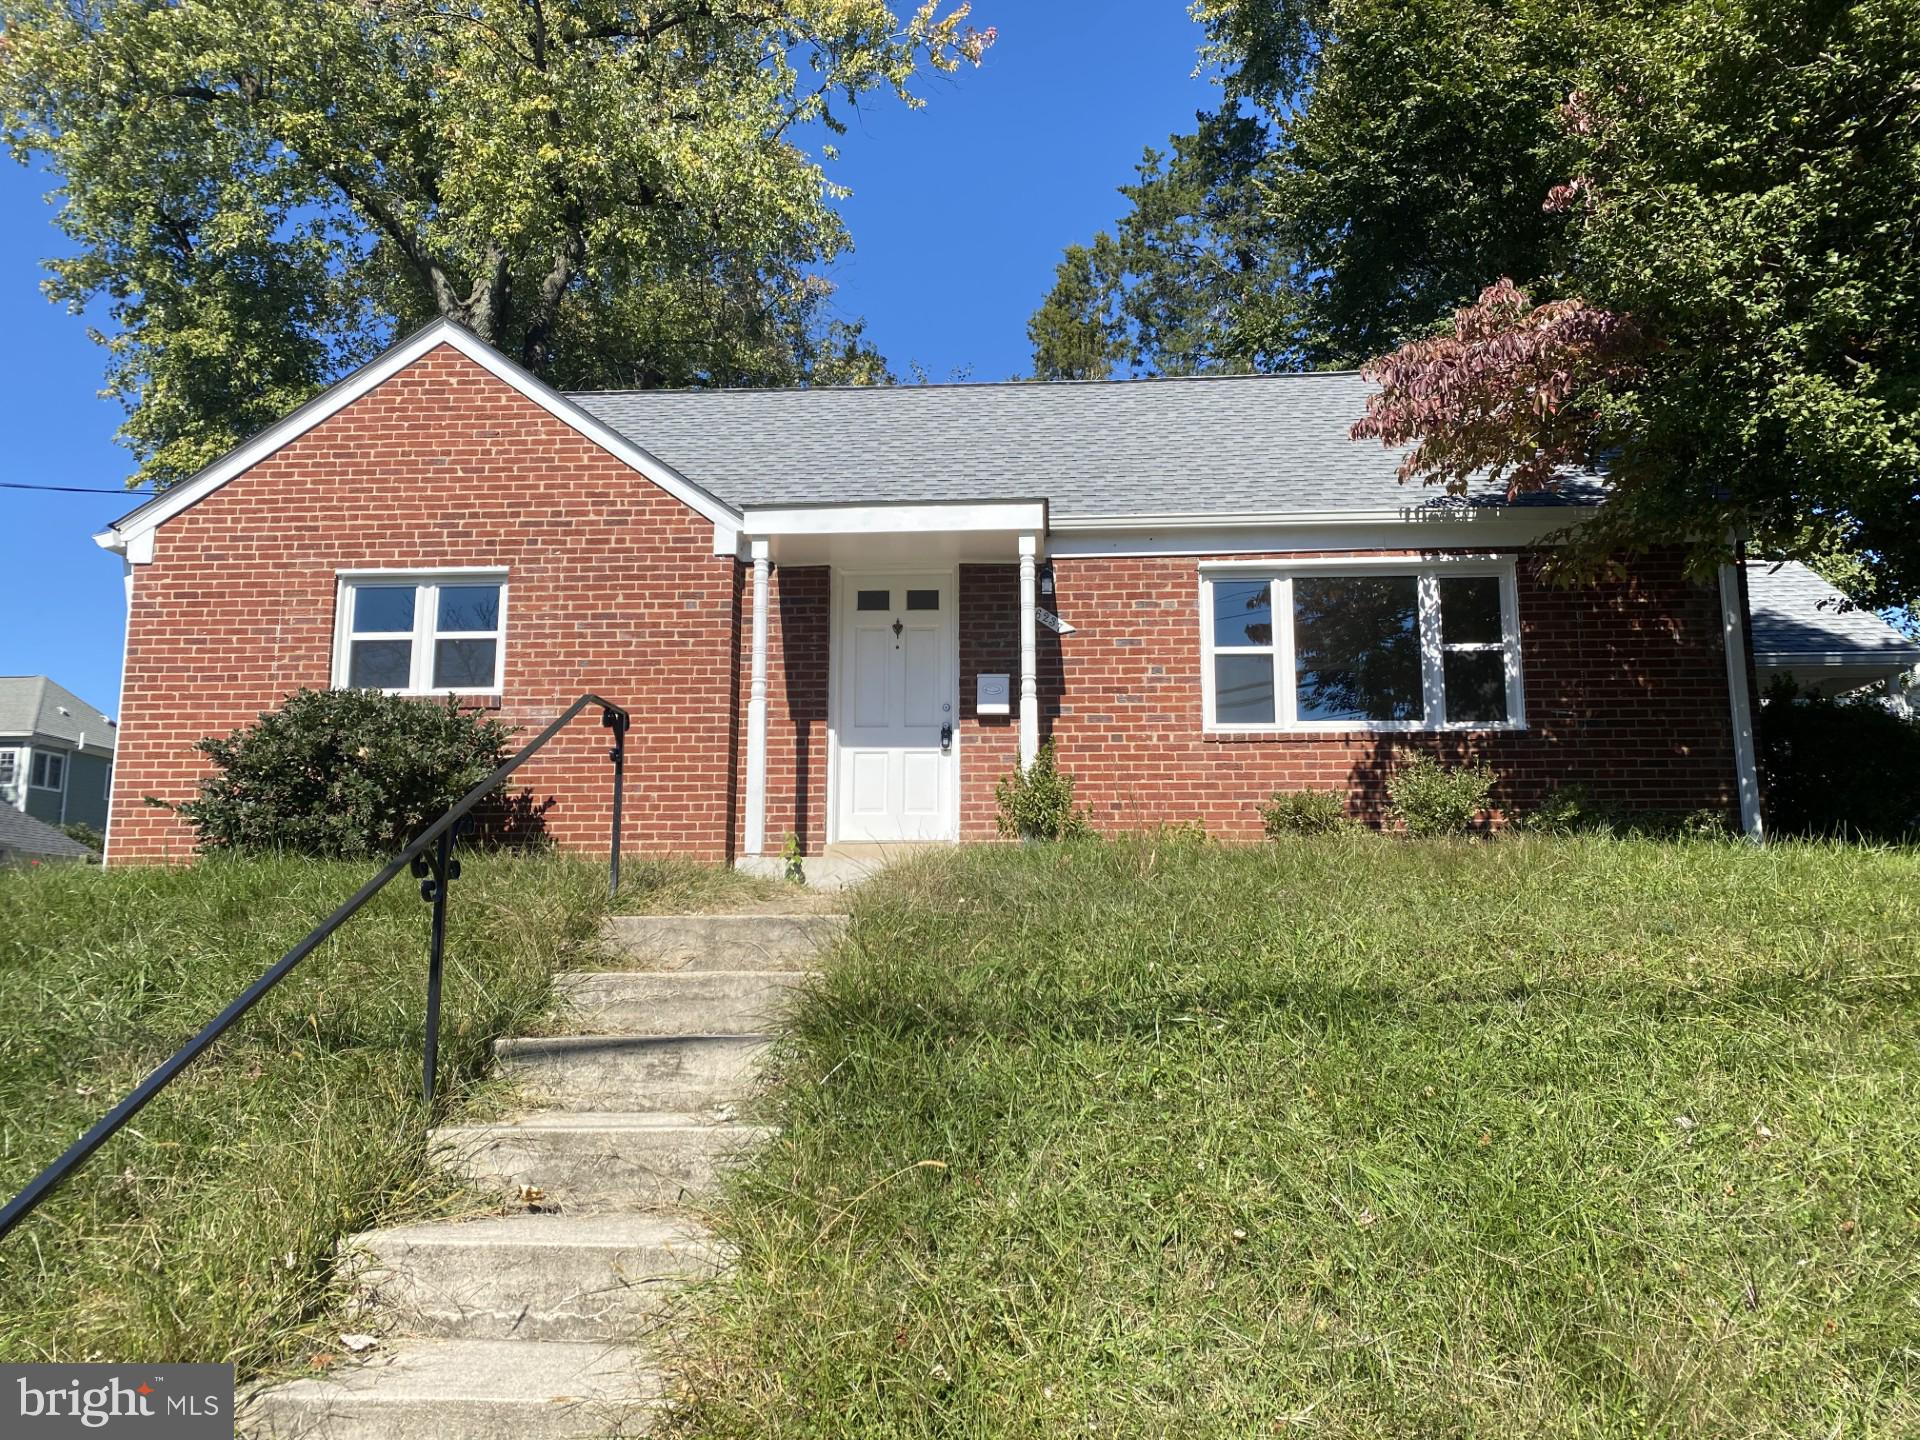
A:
[{"xmin": 0, "ymin": 481, "xmax": 152, "ymax": 496}]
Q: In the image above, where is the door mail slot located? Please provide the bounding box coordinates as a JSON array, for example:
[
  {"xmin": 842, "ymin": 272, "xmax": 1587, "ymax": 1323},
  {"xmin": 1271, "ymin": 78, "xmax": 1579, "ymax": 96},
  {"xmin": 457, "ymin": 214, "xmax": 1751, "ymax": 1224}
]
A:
[{"xmin": 976, "ymin": 673, "xmax": 1011, "ymax": 716}]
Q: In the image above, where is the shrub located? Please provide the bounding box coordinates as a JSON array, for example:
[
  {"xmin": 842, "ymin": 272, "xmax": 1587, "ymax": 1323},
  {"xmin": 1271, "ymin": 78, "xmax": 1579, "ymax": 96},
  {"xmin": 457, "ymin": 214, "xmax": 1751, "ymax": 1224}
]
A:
[
  {"xmin": 59, "ymin": 822, "xmax": 104, "ymax": 854},
  {"xmin": 178, "ymin": 688, "xmax": 516, "ymax": 857},
  {"xmin": 1258, "ymin": 789, "xmax": 1351, "ymax": 836},
  {"xmin": 995, "ymin": 742, "xmax": 1091, "ymax": 842},
  {"xmin": 1760, "ymin": 690, "xmax": 1920, "ymax": 841},
  {"xmin": 1388, "ymin": 754, "xmax": 1497, "ymax": 837},
  {"xmin": 1516, "ymin": 785, "xmax": 1733, "ymax": 840}
]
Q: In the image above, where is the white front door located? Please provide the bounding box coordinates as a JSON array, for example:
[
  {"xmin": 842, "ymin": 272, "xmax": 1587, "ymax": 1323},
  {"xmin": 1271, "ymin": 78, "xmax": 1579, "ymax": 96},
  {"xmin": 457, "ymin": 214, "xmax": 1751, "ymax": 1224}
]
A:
[{"xmin": 835, "ymin": 573, "xmax": 957, "ymax": 843}]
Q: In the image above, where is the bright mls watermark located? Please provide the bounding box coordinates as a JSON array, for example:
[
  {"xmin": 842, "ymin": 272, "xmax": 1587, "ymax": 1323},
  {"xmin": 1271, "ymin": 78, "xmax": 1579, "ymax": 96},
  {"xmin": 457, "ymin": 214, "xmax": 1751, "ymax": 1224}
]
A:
[{"xmin": 4, "ymin": 1365, "xmax": 232, "ymax": 1437}]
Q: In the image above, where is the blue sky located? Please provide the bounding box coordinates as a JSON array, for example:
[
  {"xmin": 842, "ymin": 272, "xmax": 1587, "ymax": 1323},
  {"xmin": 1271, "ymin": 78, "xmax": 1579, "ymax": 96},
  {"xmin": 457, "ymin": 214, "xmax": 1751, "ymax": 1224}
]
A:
[{"xmin": 0, "ymin": 3, "xmax": 1219, "ymax": 719}]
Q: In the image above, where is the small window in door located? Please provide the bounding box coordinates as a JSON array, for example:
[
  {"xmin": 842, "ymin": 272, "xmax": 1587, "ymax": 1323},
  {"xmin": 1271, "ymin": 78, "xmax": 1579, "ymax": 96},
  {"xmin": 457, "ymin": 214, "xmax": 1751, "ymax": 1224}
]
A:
[
  {"xmin": 906, "ymin": 590, "xmax": 940, "ymax": 611},
  {"xmin": 856, "ymin": 590, "xmax": 891, "ymax": 611}
]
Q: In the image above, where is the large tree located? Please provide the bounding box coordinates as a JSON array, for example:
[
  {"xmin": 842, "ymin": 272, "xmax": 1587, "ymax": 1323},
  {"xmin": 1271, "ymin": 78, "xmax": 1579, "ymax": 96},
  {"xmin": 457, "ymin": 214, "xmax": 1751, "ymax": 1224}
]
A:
[
  {"xmin": 0, "ymin": 0, "xmax": 991, "ymax": 488},
  {"xmin": 1040, "ymin": 0, "xmax": 1920, "ymax": 607}
]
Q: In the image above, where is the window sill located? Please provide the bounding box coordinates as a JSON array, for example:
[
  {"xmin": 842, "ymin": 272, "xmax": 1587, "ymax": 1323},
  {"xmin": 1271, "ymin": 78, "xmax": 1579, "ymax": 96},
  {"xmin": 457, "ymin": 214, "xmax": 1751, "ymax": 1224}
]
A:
[{"xmin": 1204, "ymin": 726, "xmax": 1526, "ymax": 744}]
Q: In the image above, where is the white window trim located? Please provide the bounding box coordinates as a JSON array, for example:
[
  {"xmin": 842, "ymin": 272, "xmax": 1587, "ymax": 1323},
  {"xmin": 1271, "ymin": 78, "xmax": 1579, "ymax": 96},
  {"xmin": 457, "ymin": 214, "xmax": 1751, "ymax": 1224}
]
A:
[
  {"xmin": 1198, "ymin": 555, "xmax": 1526, "ymax": 733},
  {"xmin": 30, "ymin": 749, "xmax": 68, "ymax": 792},
  {"xmin": 332, "ymin": 569, "xmax": 510, "ymax": 697}
]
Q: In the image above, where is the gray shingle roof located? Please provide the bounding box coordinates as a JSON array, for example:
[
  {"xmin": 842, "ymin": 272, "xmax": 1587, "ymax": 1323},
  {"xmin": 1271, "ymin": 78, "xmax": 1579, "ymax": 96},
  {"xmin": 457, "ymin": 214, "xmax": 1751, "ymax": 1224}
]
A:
[
  {"xmin": 1745, "ymin": 561, "xmax": 1920, "ymax": 660},
  {"xmin": 0, "ymin": 677, "xmax": 117, "ymax": 751},
  {"xmin": 0, "ymin": 805, "xmax": 94, "ymax": 861},
  {"xmin": 569, "ymin": 372, "xmax": 1603, "ymax": 520}
]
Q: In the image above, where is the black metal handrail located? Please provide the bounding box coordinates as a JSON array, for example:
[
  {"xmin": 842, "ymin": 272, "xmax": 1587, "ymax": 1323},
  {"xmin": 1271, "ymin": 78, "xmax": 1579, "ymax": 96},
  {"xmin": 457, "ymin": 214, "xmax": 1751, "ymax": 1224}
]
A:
[{"xmin": 0, "ymin": 694, "xmax": 630, "ymax": 1245}]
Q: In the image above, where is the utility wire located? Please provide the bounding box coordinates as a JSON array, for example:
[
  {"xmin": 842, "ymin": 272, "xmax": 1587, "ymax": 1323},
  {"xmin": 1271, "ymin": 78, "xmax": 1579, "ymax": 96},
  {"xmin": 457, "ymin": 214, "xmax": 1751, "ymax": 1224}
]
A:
[{"xmin": 0, "ymin": 481, "xmax": 152, "ymax": 496}]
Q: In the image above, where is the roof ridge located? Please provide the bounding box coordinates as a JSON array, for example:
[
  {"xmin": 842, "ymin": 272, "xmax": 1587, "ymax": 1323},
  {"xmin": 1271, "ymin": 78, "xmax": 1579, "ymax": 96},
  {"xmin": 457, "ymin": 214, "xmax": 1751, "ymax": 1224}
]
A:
[{"xmin": 566, "ymin": 369, "xmax": 1371, "ymax": 399}]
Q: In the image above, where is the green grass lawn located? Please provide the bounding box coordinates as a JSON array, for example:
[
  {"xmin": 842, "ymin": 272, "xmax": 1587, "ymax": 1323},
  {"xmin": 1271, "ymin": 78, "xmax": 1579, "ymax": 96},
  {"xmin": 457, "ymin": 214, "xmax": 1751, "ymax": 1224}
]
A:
[
  {"xmin": 675, "ymin": 834, "xmax": 1920, "ymax": 1438},
  {"xmin": 0, "ymin": 851, "xmax": 607, "ymax": 1369}
]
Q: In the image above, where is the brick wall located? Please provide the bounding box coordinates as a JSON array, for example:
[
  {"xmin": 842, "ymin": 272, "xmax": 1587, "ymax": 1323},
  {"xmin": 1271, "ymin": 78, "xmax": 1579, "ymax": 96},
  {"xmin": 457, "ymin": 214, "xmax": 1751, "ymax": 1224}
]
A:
[
  {"xmin": 108, "ymin": 343, "xmax": 742, "ymax": 864},
  {"xmin": 953, "ymin": 549, "xmax": 1738, "ymax": 839}
]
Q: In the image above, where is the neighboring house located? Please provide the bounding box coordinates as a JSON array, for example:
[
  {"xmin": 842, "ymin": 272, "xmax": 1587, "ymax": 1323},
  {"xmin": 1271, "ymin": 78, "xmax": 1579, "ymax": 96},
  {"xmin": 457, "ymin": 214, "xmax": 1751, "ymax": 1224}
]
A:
[
  {"xmin": 1744, "ymin": 560, "xmax": 1920, "ymax": 700},
  {"xmin": 92, "ymin": 320, "xmax": 1764, "ymax": 864},
  {"xmin": 0, "ymin": 805, "xmax": 97, "ymax": 866},
  {"xmin": 0, "ymin": 676, "xmax": 116, "ymax": 834}
]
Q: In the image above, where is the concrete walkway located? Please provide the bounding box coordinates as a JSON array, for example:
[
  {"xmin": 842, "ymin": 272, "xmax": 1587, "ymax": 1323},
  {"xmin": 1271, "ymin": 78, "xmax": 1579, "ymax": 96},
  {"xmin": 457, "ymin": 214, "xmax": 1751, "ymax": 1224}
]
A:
[{"xmin": 240, "ymin": 911, "xmax": 844, "ymax": 1439}]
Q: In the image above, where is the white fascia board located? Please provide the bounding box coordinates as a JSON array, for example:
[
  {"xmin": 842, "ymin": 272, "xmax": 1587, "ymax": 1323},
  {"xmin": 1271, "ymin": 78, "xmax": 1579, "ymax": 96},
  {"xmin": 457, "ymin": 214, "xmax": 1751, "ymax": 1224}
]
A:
[
  {"xmin": 743, "ymin": 500, "xmax": 1049, "ymax": 537},
  {"xmin": 95, "ymin": 318, "xmax": 742, "ymax": 562},
  {"xmin": 1048, "ymin": 505, "xmax": 1594, "ymax": 558},
  {"xmin": 1756, "ymin": 649, "xmax": 1920, "ymax": 668}
]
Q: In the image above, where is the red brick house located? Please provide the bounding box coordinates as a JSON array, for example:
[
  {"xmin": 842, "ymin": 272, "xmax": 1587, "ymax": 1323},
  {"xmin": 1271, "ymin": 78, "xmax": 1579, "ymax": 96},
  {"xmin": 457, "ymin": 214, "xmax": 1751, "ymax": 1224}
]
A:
[{"xmin": 93, "ymin": 320, "xmax": 1764, "ymax": 865}]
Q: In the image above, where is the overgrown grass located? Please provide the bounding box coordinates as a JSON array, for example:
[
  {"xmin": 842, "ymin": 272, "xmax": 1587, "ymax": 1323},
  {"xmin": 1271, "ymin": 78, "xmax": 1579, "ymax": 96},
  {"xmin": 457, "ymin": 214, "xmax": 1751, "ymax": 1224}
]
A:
[
  {"xmin": 616, "ymin": 855, "xmax": 833, "ymax": 914},
  {"xmin": 0, "ymin": 851, "xmax": 607, "ymax": 1369},
  {"xmin": 676, "ymin": 834, "xmax": 1920, "ymax": 1438}
]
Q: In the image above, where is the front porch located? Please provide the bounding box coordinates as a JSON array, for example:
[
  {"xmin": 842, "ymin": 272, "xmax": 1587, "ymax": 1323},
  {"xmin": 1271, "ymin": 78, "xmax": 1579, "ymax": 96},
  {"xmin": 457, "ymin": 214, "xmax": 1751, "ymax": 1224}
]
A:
[{"xmin": 729, "ymin": 500, "xmax": 1050, "ymax": 861}]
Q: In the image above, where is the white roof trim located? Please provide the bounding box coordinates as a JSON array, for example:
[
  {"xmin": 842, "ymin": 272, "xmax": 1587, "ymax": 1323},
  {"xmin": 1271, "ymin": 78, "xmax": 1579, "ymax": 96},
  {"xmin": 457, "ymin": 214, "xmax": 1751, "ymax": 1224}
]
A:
[
  {"xmin": 742, "ymin": 499, "xmax": 1048, "ymax": 537},
  {"xmin": 1049, "ymin": 504, "xmax": 1599, "ymax": 531},
  {"xmin": 94, "ymin": 319, "xmax": 742, "ymax": 559}
]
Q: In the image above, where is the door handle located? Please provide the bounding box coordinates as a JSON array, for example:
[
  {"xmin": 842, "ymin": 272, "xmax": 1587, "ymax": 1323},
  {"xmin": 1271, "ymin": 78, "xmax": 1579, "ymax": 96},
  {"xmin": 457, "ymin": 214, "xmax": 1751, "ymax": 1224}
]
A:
[{"xmin": 940, "ymin": 723, "xmax": 953, "ymax": 754}]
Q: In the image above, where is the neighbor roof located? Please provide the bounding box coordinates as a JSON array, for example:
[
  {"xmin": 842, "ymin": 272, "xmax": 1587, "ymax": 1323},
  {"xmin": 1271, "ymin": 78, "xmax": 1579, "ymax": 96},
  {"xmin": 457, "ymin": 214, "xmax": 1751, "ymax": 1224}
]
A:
[
  {"xmin": 570, "ymin": 372, "xmax": 1606, "ymax": 522},
  {"xmin": 0, "ymin": 805, "xmax": 94, "ymax": 861},
  {"xmin": 1744, "ymin": 561, "xmax": 1920, "ymax": 663},
  {"xmin": 0, "ymin": 677, "xmax": 117, "ymax": 752}
]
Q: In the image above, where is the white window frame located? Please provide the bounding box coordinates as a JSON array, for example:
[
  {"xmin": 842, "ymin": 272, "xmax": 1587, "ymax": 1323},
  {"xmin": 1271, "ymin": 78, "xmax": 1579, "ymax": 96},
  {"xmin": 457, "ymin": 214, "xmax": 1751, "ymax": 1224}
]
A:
[
  {"xmin": 0, "ymin": 751, "xmax": 15, "ymax": 787},
  {"xmin": 30, "ymin": 749, "xmax": 67, "ymax": 791},
  {"xmin": 332, "ymin": 569, "xmax": 510, "ymax": 697},
  {"xmin": 1199, "ymin": 555, "xmax": 1526, "ymax": 733}
]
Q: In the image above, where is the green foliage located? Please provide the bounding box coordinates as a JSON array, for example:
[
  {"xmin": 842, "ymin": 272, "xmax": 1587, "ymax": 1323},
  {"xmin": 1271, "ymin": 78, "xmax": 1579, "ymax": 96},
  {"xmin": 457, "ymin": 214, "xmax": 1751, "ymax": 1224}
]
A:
[
  {"xmin": 994, "ymin": 742, "xmax": 1091, "ymax": 842},
  {"xmin": 0, "ymin": 1, "xmax": 991, "ymax": 487},
  {"xmin": 0, "ymin": 851, "xmax": 607, "ymax": 1368},
  {"xmin": 782, "ymin": 832, "xmax": 807, "ymax": 886},
  {"xmin": 57, "ymin": 822, "xmax": 103, "ymax": 855},
  {"xmin": 1387, "ymin": 753, "xmax": 1497, "ymax": 837},
  {"xmin": 177, "ymin": 689, "xmax": 513, "ymax": 858},
  {"xmin": 1761, "ymin": 690, "xmax": 1920, "ymax": 842},
  {"xmin": 1516, "ymin": 783, "xmax": 1732, "ymax": 840},
  {"xmin": 675, "ymin": 837, "xmax": 1920, "ymax": 1433},
  {"xmin": 1257, "ymin": 787, "xmax": 1351, "ymax": 836}
]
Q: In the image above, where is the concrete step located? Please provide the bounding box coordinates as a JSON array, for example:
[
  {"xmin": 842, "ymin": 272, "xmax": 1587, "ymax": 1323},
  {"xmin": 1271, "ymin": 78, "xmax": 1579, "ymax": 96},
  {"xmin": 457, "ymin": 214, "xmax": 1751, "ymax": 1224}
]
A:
[
  {"xmin": 432, "ymin": 1113, "xmax": 774, "ymax": 1212},
  {"xmin": 600, "ymin": 913, "xmax": 845, "ymax": 972},
  {"xmin": 239, "ymin": 1337, "xmax": 662, "ymax": 1439},
  {"xmin": 556, "ymin": 970, "xmax": 800, "ymax": 1036},
  {"xmin": 496, "ymin": 1034, "xmax": 768, "ymax": 1112},
  {"xmin": 343, "ymin": 1213, "xmax": 724, "ymax": 1343}
]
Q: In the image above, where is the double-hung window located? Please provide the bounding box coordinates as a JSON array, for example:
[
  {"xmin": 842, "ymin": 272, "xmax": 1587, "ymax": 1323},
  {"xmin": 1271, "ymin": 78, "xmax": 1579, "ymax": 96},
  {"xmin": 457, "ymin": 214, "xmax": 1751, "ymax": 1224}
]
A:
[
  {"xmin": 1202, "ymin": 559, "xmax": 1524, "ymax": 731},
  {"xmin": 334, "ymin": 571, "xmax": 508, "ymax": 696},
  {"xmin": 30, "ymin": 750, "xmax": 66, "ymax": 791}
]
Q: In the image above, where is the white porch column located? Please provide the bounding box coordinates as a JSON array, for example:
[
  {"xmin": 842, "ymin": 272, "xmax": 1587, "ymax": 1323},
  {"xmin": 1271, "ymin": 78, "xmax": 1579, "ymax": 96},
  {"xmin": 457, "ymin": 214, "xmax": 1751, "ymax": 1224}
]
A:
[
  {"xmin": 1718, "ymin": 560, "xmax": 1765, "ymax": 842},
  {"xmin": 1018, "ymin": 534, "xmax": 1040, "ymax": 767},
  {"xmin": 745, "ymin": 538, "xmax": 772, "ymax": 855}
]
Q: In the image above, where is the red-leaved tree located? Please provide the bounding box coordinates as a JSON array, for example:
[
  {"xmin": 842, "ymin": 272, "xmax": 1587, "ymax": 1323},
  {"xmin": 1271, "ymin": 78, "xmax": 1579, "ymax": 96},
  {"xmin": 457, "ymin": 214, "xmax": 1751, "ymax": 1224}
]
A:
[{"xmin": 1350, "ymin": 278, "xmax": 1643, "ymax": 499}]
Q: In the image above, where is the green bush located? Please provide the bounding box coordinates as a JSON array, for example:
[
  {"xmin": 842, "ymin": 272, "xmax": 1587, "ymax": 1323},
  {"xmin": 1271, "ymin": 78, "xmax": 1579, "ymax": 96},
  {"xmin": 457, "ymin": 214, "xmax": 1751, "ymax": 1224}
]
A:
[
  {"xmin": 995, "ymin": 741, "xmax": 1091, "ymax": 842},
  {"xmin": 1760, "ymin": 690, "xmax": 1920, "ymax": 841},
  {"xmin": 178, "ymin": 688, "xmax": 516, "ymax": 857},
  {"xmin": 1387, "ymin": 754, "xmax": 1497, "ymax": 837},
  {"xmin": 1258, "ymin": 788, "xmax": 1351, "ymax": 836},
  {"xmin": 1516, "ymin": 784, "xmax": 1733, "ymax": 840},
  {"xmin": 58, "ymin": 822, "xmax": 104, "ymax": 855}
]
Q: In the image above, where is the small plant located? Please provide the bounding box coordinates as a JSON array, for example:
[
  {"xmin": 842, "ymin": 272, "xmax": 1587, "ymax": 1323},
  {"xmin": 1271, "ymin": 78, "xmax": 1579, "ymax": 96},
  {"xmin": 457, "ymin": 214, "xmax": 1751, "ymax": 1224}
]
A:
[
  {"xmin": 1258, "ymin": 789, "xmax": 1351, "ymax": 837},
  {"xmin": 995, "ymin": 741, "xmax": 1091, "ymax": 842},
  {"xmin": 59, "ymin": 822, "xmax": 105, "ymax": 854},
  {"xmin": 1515, "ymin": 784, "xmax": 1604, "ymax": 835},
  {"xmin": 178, "ymin": 688, "xmax": 515, "ymax": 857},
  {"xmin": 782, "ymin": 831, "xmax": 806, "ymax": 885},
  {"xmin": 1388, "ymin": 754, "xmax": 1497, "ymax": 837}
]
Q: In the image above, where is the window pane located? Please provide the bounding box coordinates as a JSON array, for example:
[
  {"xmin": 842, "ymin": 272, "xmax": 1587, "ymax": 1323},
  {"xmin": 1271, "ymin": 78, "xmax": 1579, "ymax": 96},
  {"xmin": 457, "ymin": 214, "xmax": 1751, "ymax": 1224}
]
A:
[
  {"xmin": 1444, "ymin": 650, "xmax": 1509, "ymax": 724},
  {"xmin": 1439, "ymin": 575, "xmax": 1504, "ymax": 646},
  {"xmin": 856, "ymin": 590, "xmax": 890, "ymax": 611},
  {"xmin": 906, "ymin": 589, "xmax": 940, "ymax": 611},
  {"xmin": 437, "ymin": 584, "xmax": 501, "ymax": 633},
  {"xmin": 352, "ymin": 585, "xmax": 416, "ymax": 634},
  {"xmin": 1293, "ymin": 575, "xmax": 1423, "ymax": 722},
  {"xmin": 433, "ymin": 638, "xmax": 499, "ymax": 689},
  {"xmin": 1214, "ymin": 654, "xmax": 1277, "ymax": 725},
  {"xmin": 348, "ymin": 639, "xmax": 413, "ymax": 689},
  {"xmin": 1211, "ymin": 579, "xmax": 1273, "ymax": 648}
]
